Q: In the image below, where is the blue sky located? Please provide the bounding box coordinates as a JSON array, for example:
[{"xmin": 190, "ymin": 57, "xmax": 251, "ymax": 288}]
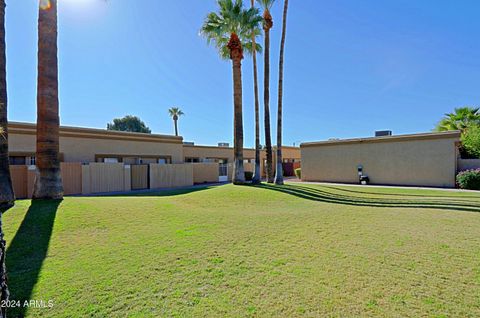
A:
[{"xmin": 6, "ymin": 0, "xmax": 480, "ymax": 147}]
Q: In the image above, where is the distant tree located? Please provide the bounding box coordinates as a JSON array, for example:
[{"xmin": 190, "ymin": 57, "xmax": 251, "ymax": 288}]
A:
[
  {"xmin": 435, "ymin": 107, "xmax": 480, "ymax": 133},
  {"xmin": 168, "ymin": 107, "xmax": 184, "ymax": 136},
  {"xmin": 107, "ymin": 115, "xmax": 151, "ymax": 133}
]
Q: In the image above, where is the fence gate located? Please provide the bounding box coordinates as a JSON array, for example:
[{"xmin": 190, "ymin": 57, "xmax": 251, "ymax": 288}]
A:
[{"xmin": 131, "ymin": 164, "xmax": 149, "ymax": 190}]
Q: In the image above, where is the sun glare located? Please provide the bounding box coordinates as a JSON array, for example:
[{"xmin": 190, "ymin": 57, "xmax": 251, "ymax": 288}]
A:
[{"xmin": 39, "ymin": 0, "xmax": 51, "ymax": 10}]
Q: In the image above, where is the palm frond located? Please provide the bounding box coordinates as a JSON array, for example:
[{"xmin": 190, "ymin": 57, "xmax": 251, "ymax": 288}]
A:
[
  {"xmin": 200, "ymin": 0, "xmax": 262, "ymax": 60},
  {"xmin": 256, "ymin": 0, "xmax": 275, "ymax": 10}
]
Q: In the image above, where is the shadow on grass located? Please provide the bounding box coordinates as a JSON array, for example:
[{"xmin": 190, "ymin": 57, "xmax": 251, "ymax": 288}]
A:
[
  {"xmin": 106, "ymin": 185, "xmax": 218, "ymax": 198},
  {"xmin": 321, "ymin": 185, "xmax": 479, "ymax": 199},
  {"xmin": 255, "ymin": 183, "xmax": 480, "ymax": 213},
  {"xmin": 6, "ymin": 200, "xmax": 61, "ymax": 318}
]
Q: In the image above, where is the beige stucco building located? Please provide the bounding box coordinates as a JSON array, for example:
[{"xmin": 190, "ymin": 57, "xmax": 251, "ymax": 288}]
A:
[
  {"xmin": 301, "ymin": 131, "xmax": 460, "ymax": 188},
  {"xmin": 8, "ymin": 122, "xmax": 301, "ymax": 179}
]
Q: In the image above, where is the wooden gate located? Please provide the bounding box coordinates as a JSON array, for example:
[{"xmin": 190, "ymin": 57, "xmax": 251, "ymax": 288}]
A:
[
  {"xmin": 10, "ymin": 166, "xmax": 28, "ymax": 199},
  {"xmin": 131, "ymin": 165, "xmax": 149, "ymax": 190}
]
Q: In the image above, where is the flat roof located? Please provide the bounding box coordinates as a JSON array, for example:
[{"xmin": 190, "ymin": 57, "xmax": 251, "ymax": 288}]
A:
[
  {"xmin": 183, "ymin": 144, "xmax": 300, "ymax": 151},
  {"xmin": 8, "ymin": 121, "xmax": 183, "ymax": 144},
  {"xmin": 301, "ymin": 131, "xmax": 461, "ymax": 148}
]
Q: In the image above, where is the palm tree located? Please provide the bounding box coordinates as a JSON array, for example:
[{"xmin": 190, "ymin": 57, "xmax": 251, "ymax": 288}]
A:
[
  {"xmin": 435, "ymin": 107, "xmax": 480, "ymax": 133},
  {"xmin": 274, "ymin": 0, "xmax": 288, "ymax": 185},
  {"xmin": 250, "ymin": 0, "xmax": 261, "ymax": 184},
  {"xmin": 201, "ymin": 0, "xmax": 262, "ymax": 185},
  {"xmin": 33, "ymin": 0, "xmax": 64, "ymax": 200},
  {"xmin": 168, "ymin": 107, "xmax": 184, "ymax": 137},
  {"xmin": 0, "ymin": 1, "xmax": 12, "ymax": 315},
  {"xmin": 257, "ymin": 0, "xmax": 275, "ymax": 183}
]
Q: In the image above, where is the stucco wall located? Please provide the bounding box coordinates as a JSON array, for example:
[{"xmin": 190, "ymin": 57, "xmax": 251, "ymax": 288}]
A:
[
  {"xmin": 8, "ymin": 122, "xmax": 184, "ymax": 164},
  {"xmin": 457, "ymin": 159, "xmax": 480, "ymax": 172},
  {"xmin": 301, "ymin": 132, "xmax": 460, "ymax": 188},
  {"xmin": 183, "ymin": 145, "xmax": 256, "ymax": 162}
]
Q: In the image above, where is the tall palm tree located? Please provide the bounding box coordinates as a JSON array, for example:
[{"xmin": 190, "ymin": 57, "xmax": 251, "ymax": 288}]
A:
[
  {"xmin": 0, "ymin": 1, "xmax": 12, "ymax": 315},
  {"xmin": 201, "ymin": 0, "xmax": 262, "ymax": 185},
  {"xmin": 435, "ymin": 107, "xmax": 480, "ymax": 133},
  {"xmin": 33, "ymin": 0, "xmax": 64, "ymax": 200},
  {"xmin": 0, "ymin": 1, "xmax": 13, "ymax": 211},
  {"xmin": 168, "ymin": 107, "xmax": 184, "ymax": 137},
  {"xmin": 274, "ymin": 0, "xmax": 288, "ymax": 185},
  {"xmin": 257, "ymin": 0, "xmax": 275, "ymax": 183},
  {"xmin": 250, "ymin": 0, "xmax": 261, "ymax": 184}
]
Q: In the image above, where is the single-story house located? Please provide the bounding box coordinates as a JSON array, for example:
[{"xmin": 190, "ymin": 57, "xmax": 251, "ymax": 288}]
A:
[
  {"xmin": 8, "ymin": 122, "xmax": 301, "ymax": 179},
  {"xmin": 301, "ymin": 131, "xmax": 461, "ymax": 188}
]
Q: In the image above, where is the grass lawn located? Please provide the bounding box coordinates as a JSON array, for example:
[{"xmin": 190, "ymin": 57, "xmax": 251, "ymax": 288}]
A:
[{"xmin": 3, "ymin": 183, "xmax": 480, "ymax": 317}]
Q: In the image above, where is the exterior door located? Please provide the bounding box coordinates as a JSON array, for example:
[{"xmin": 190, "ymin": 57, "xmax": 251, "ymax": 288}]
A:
[{"xmin": 218, "ymin": 159, "xmax": 228, "ymax": 182}]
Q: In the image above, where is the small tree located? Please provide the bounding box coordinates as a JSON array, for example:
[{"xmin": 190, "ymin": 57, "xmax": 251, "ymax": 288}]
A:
[
  {"xmin": 435, "ymin": 107, "xmax": 480, "ymax": 133},
  {"xmin": 461, "ymin": 125, "xmax": 480, "ymax": 159},
  {"xmin": 107, "ymin": 115, "xmax": 151, "ymax": 133}
]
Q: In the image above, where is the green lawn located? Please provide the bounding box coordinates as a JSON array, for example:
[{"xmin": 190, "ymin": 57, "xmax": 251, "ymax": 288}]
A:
[{"xmin": 3, "ymin": 183, "xmax": 480, "ymax": 317}]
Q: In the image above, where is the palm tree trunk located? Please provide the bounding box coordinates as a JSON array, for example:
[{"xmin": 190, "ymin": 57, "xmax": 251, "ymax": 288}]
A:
[
  {"xmin": 229, "ymin": 33, "xmax": 245, "ymax": 185},
  {"xmin": 251, "ymin": 0, "xmax": 261, "ymax": 184},
  {"xmin": 0, "ymin": 1, "xmax": 11, "ymax": 316},
  {"xmin": 174, "ymin": 119, "xmax": 178, "ymax": 136},
  {"xmin": 274, "ymin": 0, "xmax": 289, "ymax": 185},
  {"xmin": 33, "ymin": 0, "xmax": 64, "ymax": 200},
  {"xmin": 0, "ymin": 0, "xmax": 13, "ymax": 211},
  {"xmin": 263, "ymin": 11, "xmax": 274, "ymax": 183},
  {"xmin": 232, "ymin": 57, "xmax": 245, "ymax": 184}
]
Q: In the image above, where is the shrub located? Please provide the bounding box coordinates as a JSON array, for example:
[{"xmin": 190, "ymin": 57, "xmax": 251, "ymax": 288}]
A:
[
  {"xmin": 295, "ymin": 168, "xmax": 301, "ymax": 179},
  {"xmin": 245, "ymin": 171, "xmax": 253, "ymax": 181},
  {"xmin": 456, "ymin": 169, "xmax": 480, "ymax": 190},
  {"xmin": 461, "ymin": 125, "xmax": 480, "ymax": 159}
]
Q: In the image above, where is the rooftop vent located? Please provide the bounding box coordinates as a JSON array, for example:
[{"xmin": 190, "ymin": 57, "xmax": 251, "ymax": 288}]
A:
[
  {"xmin": 375, "ymin": 130, "xmax": 392, "ymax": 137},
  {"xmin": 218, "ymin": 142, "xmax": 229, "ymax": 147}
]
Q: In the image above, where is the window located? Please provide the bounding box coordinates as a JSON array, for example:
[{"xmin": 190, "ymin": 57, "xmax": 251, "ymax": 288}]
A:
[
  {"xmin": 104, "ymin": 158, "xmax": 119, "ymax": 163},
  {"xmin": 28, "ymin": 156, "xmax": 36, "ymax": 166},
  {"xmin": 157, "ymin": 157, "xmax": 172, "ymax": 164},
  {"xmin": 9, "ymin": 156, "xmax": 26, "ymax": 165},
  {"xmin": 185, "ymin": 157, "xmax": 200, "ymax": 163}
]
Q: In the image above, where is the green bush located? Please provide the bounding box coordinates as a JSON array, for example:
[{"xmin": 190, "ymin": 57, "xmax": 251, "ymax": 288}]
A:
[
  {"xmin": 295, "ymin": 168, "xmax": 301, "ymax": 179},
  {"xmin": 245, "ymin": 171, "xmax": 253, "ymax": 181},
  {"xmin": 456, "ymin": 169, "xmax": 480, "ymax": 190},
  {"xmin": 461, "ymin": 125, "xmax": 480, "ymax": 159}
]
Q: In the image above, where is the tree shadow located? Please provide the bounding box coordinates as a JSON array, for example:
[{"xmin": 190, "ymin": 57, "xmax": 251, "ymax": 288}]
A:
[
  {"xmin": 6, "ymin": 200, "xmax": 61, "ymax": 318},
  {"xmin": 88, "ymin": 184, "xmax": 219, "ymax": 197},
  {"xmin": 321, "ymin": 185, "xmax": 479, "ymax": 199},
  {"xmin": 255, "ymin": 184, "xmax": 480, "ymax": 213}
]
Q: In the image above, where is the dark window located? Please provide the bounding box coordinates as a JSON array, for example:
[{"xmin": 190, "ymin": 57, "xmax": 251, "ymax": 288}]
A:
[
  {"xmin": 185, "ymin": 157, "xmax": 200, "ymax": 163},
  {"xmin": 9, "ymin": 156, "xmax": 26, "ymax": 165}
]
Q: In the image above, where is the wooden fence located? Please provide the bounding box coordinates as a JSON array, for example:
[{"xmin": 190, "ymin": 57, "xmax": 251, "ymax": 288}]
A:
[
  {"xmin": 149, "ymin": 164, "xmax": 193, "ymax": 189},
  {"xmin": 10, "ymin": 162, "xmax": 222, "ymax": 198},
  {"xmin": 10, "ymin": 163, "xmax": 83, "ymax": 199},
  {"xmin": 82, "ymin": 163, "xmax": 130, "ymax": 195},
  {"xmin": 192, "ymin": 163, "xmax": 219, "ymax": 184}
]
